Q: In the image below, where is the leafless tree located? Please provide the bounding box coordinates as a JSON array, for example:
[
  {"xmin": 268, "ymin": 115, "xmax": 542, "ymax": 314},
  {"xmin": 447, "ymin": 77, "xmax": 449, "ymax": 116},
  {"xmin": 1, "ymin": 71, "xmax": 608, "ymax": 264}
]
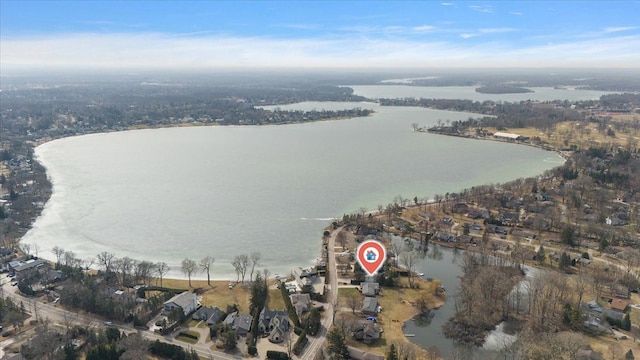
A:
[
  {"xmin": 400, "ymin": 251, "xmax": 419, "ymax": 288},
  {"xmin": 118, "ymin": 256, "xmax": 134, "ymax": 286},
  {"xmin": 63, "ymin": 250, "xmax": 77, "ymax": 268},
  {"xmin": 155, "ymin": 262, "xmax": 170, "ymax": 287},
  {"xmin": 32, "ymin": 243, "xmax": 40, "ymax": 258},
  {"xmin": 118, "ymin": 331, "xmax": 150, "ymax": 360},
  {"xmin": 344, "ymin": 291, "xmax": 360, "ymax": 314},
  {"xmin": 97, "ymin": 251, "xmax": 115, "ymax": 273},
  {"xmin": 249, "ymin": 252, "xmax": 261, "ymax": 281},
  {"xmin": 21, "ymin": 242, "xmax": 31, "ymax": 256},
  {"xmin": 233, "ymin": 254, "xmax": 250, "ymax": 283},
  {"xmin": 52, "ymin": 245, "xmax": 64, "ymax": 264},
  {"xmin": 199, "ymin": 256, "xmax": 215, "ymax": 286},
  {"xmin": 135, "ymin": 260, "xmax": 155, "ymax": 286},
  {"xmin": 181, "ymin": 258, "xmax": 197, "ymax": 287},
  {"xmin": 391, "ymin": 238, "xmax": 404, "ymax": 267}
]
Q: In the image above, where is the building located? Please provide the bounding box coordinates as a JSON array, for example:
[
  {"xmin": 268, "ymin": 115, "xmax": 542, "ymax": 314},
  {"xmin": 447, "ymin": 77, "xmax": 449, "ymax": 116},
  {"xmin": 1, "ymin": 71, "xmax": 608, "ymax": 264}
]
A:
[
  {"xmin": 192, "ymin": 306, "xmax": 226, "ymax": 326},
  {"xmin": 361, "ymin": 297, "xmax": 378, "ymax": 315},
  {"xmin": 162, "ymin": 291, "xmax": 197, "ymax": 317},
  {"xmin": 290, "ymin": 293, "xmax": 312, "ymax": 316},
  {"xmin": 223, "ymin": 311, "xmax": 253, "ymax": 336},
  {"xmin": 14, "ymin": 259, "xmax": 50, "ymax": 282},
  {"xmin": 493, "ymin": 132, "xmax": 524, "ymax": 141},
  {"xmin": 361, "ymin": 282, "xmax": 380, "ymax": 297},
  {"xmin": 258, "ymin": 308, "xmax": 290, "ymax": 343}
]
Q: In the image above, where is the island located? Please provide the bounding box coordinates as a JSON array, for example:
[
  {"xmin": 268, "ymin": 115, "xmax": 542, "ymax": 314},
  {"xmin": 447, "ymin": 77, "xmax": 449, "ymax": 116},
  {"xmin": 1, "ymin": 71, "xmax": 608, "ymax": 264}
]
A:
[{"xmin": 475, "ymin": 85, "xmax": 534, "ymax": 94}]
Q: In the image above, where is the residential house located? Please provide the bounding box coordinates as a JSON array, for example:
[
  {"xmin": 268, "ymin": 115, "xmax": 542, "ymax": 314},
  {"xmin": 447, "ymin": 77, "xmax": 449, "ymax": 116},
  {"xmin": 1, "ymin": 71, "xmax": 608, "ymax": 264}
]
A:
[
  {"xmin": 223, "ymin": 311, "xmax": 253, "ymax": 336},
  {"xmin": 608, "ymin": 298, "xmax": 629, "ymax": 321},
  {"xmin": 290, "ymin": 293, "xmax": 312, "ymax": 316},
  {"xmin": 351, "ymin": 321, "xmax": 382, "ymax": 344},
  {"xmin": 451, "ymin": 203, "xmax": 469, "ymax": 214},
  {"xmin": 293, "ymin": 267, "xmax": 315, "ymax": 293},
  {"xmin": 14, "ymin": 259, "xmax": 50, "ymax": 282},
  {"xmin": 361, "ymin": 282, "xmax": 380, "ymax": 297},
  {"xmin": 192, "ymin": 306, "xmax": 226, "ymax": 326},
  {"xmin": 258, "ymin": 308, "xmax": 290, "ymax": 343},
  {"xmin": 361, "ymin": 297, "xmax": 378, "ymax": 315},
  {"xmin": 162, "ymin": 291, "xmax": 197, "ymax": 317}
]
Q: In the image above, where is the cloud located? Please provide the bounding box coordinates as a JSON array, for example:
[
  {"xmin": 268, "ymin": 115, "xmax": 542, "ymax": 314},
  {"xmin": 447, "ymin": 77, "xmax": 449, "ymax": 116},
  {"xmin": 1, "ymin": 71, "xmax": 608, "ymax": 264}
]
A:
[
  {"xmin": 273, "ymin": 23, "xmax": 320, "ymax": 30},
  {"xmin": 440, "ymin": 2, "xmax": 454, "ymax": 5},
  {"xmin": 479, "ymin": 28, "xmax": 517, "ymax": 34},
  {"xmin": 510, "ymin": 11, "xmax": 523, "ymax": 16},
  {"xmin": 1, "ymin": 31, "xmax": 639, "ymax": 69},
  {"xmin": 412, "ymin": 25, "xmax": 436, "ymax": 33},
  {"xmin": 460, "ymin": 33, "xmax": 479, "ymax": 39},
  {"xmin": 469, "ymin": 5, "xmax": 493, "ymax": 13},
  {"xmin": 604, "ymin": 26, "xmax": 638, "ymax": 33}
]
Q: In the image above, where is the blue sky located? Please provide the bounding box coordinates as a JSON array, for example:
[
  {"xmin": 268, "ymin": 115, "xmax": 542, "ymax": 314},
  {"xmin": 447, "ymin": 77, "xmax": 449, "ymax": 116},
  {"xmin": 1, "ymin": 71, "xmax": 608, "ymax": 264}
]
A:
[{"xmin": 1, "ymin": 1, "xmax": 639, "ymax": 69}]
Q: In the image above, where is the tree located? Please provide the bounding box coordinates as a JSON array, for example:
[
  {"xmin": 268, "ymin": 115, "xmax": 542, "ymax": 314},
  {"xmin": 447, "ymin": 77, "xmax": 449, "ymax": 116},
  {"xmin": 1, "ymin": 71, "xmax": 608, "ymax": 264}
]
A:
[
  {"xmin": 155, "ymin": 262, "xmax": 169, "ymax": 287},
  {"xmin": 536, "ymin": 245, "xmax": 546, "ymax": 265},
  {"xmin": 181, "ymin": 258, "xmax": 197, "ymax": 287},
  {"xmin": 344, "ymin": 291, "xmax": 360, "ymax": 314},
  {"xmin": 400, "ymin": 251, "xmax": 419, "ymax": 288},
  {"xmin": 233, "ymin": 254, "xmax": 250, "ymax": 283},
  {"xmin": 97, "ymin": 251, "xmax": 116, "ymax": 273},
  {"xmin": 622, "ymin": 313, "xmax": 632, "ymax": 331},
  {"xmin": 221, "ymin": 325, "xmax": 237, "ymax": 351},
  {"xmin": 387, "ymin": 344, "xmax": 398, "ymax": 360},
  {"xmin": 391, "ymin": 238, "xmax": 404, "ymax": 267},
  {"xmin": 250, "ymin": 252, "xmax": 261, "ymax": 281},
  {"xmin": 327, "ymin": 327, "xmax": 349, "ymax": 360},
  {"xmin": 561, "ymin": 226, "xmax": 576, "ymax": 248},
  {"xmin": 626, "ymin": 349, "xmax": 635, "ymax": 360},
  {"xmin": 199, "ymin": 256, "xmax": 215, "ymax": 286},
  {"xmin": 559, "ymin": 252, "xmax": 572, "ymax": 270}
]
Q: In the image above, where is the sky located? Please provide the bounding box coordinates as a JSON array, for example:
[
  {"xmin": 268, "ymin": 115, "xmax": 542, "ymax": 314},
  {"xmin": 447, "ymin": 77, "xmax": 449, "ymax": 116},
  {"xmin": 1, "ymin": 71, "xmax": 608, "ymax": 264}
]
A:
[{"xmin": 1, "ymin": 1, "xmax": 640, "ymax": 70}]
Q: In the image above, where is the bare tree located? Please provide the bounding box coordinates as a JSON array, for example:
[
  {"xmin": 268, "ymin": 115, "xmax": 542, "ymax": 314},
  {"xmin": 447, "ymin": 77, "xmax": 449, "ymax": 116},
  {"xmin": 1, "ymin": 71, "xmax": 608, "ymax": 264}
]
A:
[
  {"xmin": 135, "ymin": 260, "xmax": 155, "ymax": 287},
  {"xmin": 119, "ymin": 256, "xmax": 134, "ymax": 286},
  {"xmin": 400, "ymin": 251, "xmax": 419, "ymax": 288},
  {"xmin": 97, "ymin": 251, "xmax": 115, "ymax": 273},
  {"xmin": 118, "ymin": 331, "xmax": 149, "ymax": 360},
  {"xmin": 52, "ymin": 246, "xmax": 65, "ymax": 265},
  {"xmin": 63, "ymin": 250, "xmax": 77, "ymax": 267},
  {"xmin": 155, "ymin": 262, "xmax": 170, "ymax": 287},
  {"xmin": 249, "ymin": 252, "xmax": 261, "ymax": 282},
  {"xmin": 344, "ymin": 291, "xmax": 360, "ymax": 314},
  {"xmin": 391, "ymin": 238, "xmax": 404, "ymax": 267},
  {"xmin": 21, "ymin": 242, "xmax": 31, "ymax": 256},
  {"xmin": 199, "ymin": 256, "xmax": 215, "ymax": 286},
  {"xmin": 181, "ymin": 258, "xmax": 197, "ymax": 287},
  {"xmin": 233, "ymin": 254, "xmax": 250, "ymax": 283},
  {"xmin": 32, "ymin": 243, "xmax": 40, "ymax": 258}
]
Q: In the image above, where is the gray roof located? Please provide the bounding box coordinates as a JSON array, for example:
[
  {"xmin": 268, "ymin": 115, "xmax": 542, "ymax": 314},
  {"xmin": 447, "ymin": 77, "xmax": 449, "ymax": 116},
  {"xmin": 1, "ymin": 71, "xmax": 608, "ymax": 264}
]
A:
[
  {"xmin": 193, "ymin": 306, "xmax": 225, "ymax": 324},
  {"xmin": 361, "ymin": 282, "xmax": 379, "ymax": 297},
  {"xmin": 362, "ymin": 297, "xmax": 378, "ymax": 313},
  {"xmin": 164, "ymin": 291, "xmax": 196, "ymax": 311},
  {"xmin": 14, "ymin": 259, "xmax": 49, "ymax": 272}
]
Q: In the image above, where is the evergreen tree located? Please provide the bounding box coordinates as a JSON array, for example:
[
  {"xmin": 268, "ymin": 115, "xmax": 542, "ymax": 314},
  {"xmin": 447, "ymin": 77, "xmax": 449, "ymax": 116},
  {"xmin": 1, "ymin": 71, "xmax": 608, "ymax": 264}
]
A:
[
  {"xmin": 626, "ymin": 349, "xmax": 635, "ymax": 360},
  {"xmin": 387, "ymin": 344, "xmax": 398, "ymax": 360},
  {"xmin": 559, "ymin": 252, "xmax": 572, "ymax": 270},
  {"xmin": 327, "ymin": 327, "xmax": 349, "ymax": 360},
  {"xmin": 536, "ymin": 245, "xmax": 546, "ymax": 265},
  {"xmin": 622, "ymin": 313, "xmax": 632, "ymax": 331}
]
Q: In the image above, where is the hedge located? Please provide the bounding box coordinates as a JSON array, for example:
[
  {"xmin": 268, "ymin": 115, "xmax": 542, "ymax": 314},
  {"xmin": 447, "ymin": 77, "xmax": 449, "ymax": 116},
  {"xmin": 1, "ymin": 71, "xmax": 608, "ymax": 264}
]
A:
[{"xmin": 266, "ymin": 350, "xmax": 290, "ymax": 360}]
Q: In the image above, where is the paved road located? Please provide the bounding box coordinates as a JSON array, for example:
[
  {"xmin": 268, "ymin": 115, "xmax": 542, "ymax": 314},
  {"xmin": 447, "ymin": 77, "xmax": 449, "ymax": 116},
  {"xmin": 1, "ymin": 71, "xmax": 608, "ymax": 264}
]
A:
[{"xmin": 300, "ymin": 226, "xmax": 342, "ymax": 360}]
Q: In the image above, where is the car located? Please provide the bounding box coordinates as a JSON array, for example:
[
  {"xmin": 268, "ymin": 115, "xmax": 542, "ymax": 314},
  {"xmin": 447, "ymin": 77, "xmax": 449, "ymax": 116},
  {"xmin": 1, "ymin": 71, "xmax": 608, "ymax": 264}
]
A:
[
  {"xmin": 366, "ymin": 316, "xmax": 377, "ymax": 323},
  {"xmin": 104, "ymin": 321, "xmax": 113, "ymax": 326},
  {"xmin": 11, "ymin": 281, "xmax": 18, "ymax": 286}
]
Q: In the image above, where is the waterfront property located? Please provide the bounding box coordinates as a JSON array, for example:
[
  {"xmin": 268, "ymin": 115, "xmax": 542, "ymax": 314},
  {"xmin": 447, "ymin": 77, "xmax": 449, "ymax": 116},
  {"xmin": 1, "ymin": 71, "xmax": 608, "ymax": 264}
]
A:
[{"xmin": 162, "ymin": 291, "xmax": 197, "ymax": 317}]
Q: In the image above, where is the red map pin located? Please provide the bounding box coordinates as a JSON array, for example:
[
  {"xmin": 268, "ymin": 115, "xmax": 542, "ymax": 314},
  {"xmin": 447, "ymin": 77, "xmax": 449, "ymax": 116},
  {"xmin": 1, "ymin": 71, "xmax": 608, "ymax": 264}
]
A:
[{"xmin": 356, "ymin": 240, "xmax": 387, "ymax": 276}]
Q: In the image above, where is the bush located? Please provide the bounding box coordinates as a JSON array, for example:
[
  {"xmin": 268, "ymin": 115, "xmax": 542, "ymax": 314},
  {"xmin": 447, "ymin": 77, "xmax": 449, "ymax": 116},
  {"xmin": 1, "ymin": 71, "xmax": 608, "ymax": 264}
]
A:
[
  {"xmin": 294, "ymin": 326, "xmax": 304, "ymax": 336},
  {"xmin": 293, "ymin": 331, "xmax": 308, "ymax": 356},
  {"xmin": 248, "ymin": 344, "xmax": 258, "ymax": 356},
  {"xmin": 266, "ymin": 350, "xmax": 289, "ymax": 360},
  {"xmin": 178, "ymin": 331, "xmax": 199, "ymax": 341}
]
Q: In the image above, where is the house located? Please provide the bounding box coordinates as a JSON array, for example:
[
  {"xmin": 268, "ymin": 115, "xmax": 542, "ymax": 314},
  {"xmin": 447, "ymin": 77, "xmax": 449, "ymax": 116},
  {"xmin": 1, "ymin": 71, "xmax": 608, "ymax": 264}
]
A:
[
  {"xmin": 610, "ymin": 298, "xmax": 629, "ymax": 316},
  {"xmin": 223, "ymin": 311, "xmax": 253, "ymax": 336},
  {"xmin": 351, "ymin": 321, "xmax": 382, "ymax": 344},
  {"xmin": 192, "ymin": 306, "xmax": 226, "ymax": 326},
  {"xmin": 293, "ymin": 267, "xmax": 315, "ymax": 293},
  {"xmin": 361, "ymin": 282, "xmax": 380, "ymax": 297},
  {"xmin": 493, "ymin": 132, "xmax": 523, "ymax": 141},
  {"xmin": 361, "ymin": 297, "xmax": 378, "ymax": 315},
  {"xmin": 41, "ymin": 269, "xmax": 65, "ymax": 284},
  {"xmin": 258, "ymin": 308, "xmax": 290, "ymax": 343},
  {"xmin": 452, "ymin": 203, "xmax": 469, "ymax": 214},
  {"xmin": 290, "ymin": 293, "xmax": 312, "ymax": 315},
  {"xmin": 613, "ymin": 284, "xmax": 630, "ymax": 299},
  {"xmin": 14, "ymin": 259, "xmax": 50, "ymax": 282},
  {"xmin": 162, "ymin": 291, "xmax": 197, "ymax": 317}
]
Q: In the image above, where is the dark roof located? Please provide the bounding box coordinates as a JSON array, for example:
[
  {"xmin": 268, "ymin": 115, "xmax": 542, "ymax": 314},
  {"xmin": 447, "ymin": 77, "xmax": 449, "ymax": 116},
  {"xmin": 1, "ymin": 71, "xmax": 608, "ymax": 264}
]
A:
[{"xmin": 362, "ymin": 297, "xmax": 378, "ymax": 313}]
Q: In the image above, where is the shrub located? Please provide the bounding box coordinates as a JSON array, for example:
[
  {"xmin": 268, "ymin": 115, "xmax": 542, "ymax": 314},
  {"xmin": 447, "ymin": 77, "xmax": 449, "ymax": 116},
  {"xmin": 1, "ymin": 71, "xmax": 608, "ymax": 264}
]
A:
[
  {"xmin": 293, "ymin": 331, "xmax": 308, "ymax": 356},
  {"xmin": 266, "ymin": 350, "xmax": 289, "ymax": 360}
]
